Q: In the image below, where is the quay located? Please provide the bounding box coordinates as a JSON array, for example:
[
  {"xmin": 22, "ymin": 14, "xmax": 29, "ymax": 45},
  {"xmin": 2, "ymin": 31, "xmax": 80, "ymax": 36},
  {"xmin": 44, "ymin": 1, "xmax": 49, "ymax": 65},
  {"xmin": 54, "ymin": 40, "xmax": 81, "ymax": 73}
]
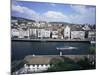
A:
[{"xmin": 12, "ymin": 38, "xmax": 90, "ymax": 43}]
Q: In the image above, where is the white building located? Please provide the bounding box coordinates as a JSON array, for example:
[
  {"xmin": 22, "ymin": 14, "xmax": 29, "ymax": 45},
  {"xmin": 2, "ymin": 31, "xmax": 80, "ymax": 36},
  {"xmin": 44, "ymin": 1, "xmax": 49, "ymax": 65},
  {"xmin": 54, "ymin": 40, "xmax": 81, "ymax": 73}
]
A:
[
  {"xmin": 48, "ymin": 24, "xmax": 52, "ymax": 27},
  {"xmin": 82, "ymin": 25, "xmax": 91, "ymax": 30},
  {"xmin": 40, "ymin": 23, "xmax": 46, "ymax": 27},
  {"xmin": 52, "ymin": 30, "xmax": 58, "ymax": 39},
  {"xmin": 23, "ymin": 30, "xmax": 30, "ymax": 38},
  {"xmin": 34, "ymin": 22, "xmax": 41, "ymax": 27},
  {"xmin": 23, "ymin": 64, "xmax": 50, "ymax": 73},
  {"xmin": 19, "ymin": 29, "xmax": 29, "ymax": 38},
  {"xmin": 11, "ymin": 19, "xmax": 18, "ymax": 26},
  {"xmin": 52, "ymin": 35, "xmax": 58, "ymax": 39},
  {"xmin": 11, "ymin": 28, "xmax": 19, "ymax": 38},
  {"xmin": 64, "ymin": 26, "xmax": 70, "ymax": 39},
  {"xmin": 44, "ymin": 30, "xmax": 51, "ymax": 38},
  {"xmin": 37, "ymin": 29, "xmax": 51, "ymax": 39},
  {"xmin": 27, "ymin": 22, "xmax": 33, "ymax": 25},
  {"xmin": 71, "ymin": 31, "xmax": 85, "ymax": 39},
  {"xmin": 88, "ymin": 31, "xmax": 96, "ymax": 40},
  {"xmin": 29, "ymin": 29, "xmax": 37, "ymax": 38},
  {"xmin": 19, "ymin": 29, "xmax": 24, "ymax": 38},
  {"xmin": 37, "ymin": 29, "xmax": 45, "ymax": 39},
  {"xmin": 11, "ymin": 19, "xmax": 18, "ymax": 23}
]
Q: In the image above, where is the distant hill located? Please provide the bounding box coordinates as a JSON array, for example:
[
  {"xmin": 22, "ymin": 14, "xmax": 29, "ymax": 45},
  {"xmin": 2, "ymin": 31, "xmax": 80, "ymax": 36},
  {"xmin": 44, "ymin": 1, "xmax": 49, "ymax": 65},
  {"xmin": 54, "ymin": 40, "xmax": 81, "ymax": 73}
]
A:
[
  {"xmin": 49, "ymin": 22, "xmax": 72, "ymax": 25},
  {"xmin": 11, "ymin": 16, "xmax": 36, "ymax": 22}
]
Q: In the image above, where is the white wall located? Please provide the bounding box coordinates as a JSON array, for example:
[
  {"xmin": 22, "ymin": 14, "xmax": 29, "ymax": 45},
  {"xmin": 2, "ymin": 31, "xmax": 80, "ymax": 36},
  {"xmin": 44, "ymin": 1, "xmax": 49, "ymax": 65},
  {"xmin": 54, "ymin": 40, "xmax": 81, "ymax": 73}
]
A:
[
  {"xmin": 64, "ymin": 26, "xmax": 70, "ymax": 38},
  {"xmin": 71, "ymin": 31, "xmax": 85, "ymax": 39},
  {"xmin": 44, "ymin": 30, "xmax": 51, "ymax": 38},
  {"xmin": 11, "ymin": 29, "xmax": 20, "ymax": 37},
  {"xmin": 29, "ymin": 29, "xmax": 37, "ymax": 36},
  {"xmin": 24, "ymin": 64, "xmax": 50, "ymax": 73}
]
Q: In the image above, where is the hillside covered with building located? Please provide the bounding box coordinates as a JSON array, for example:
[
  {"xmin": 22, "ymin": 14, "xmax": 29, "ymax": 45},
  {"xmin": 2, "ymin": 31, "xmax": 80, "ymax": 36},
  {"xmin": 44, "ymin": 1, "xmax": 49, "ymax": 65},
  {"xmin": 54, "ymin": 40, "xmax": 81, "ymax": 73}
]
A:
[{"xmin": 11, "ymin": 16, "xmax": 96, "ymax": 41}]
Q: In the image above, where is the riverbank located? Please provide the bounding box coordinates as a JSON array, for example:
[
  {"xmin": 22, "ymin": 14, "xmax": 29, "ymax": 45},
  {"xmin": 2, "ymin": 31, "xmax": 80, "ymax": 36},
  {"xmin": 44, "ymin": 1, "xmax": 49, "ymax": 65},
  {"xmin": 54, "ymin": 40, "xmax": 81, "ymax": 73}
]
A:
[{"xmin": 12, "ymin": 38, "xmax": 90, "ymax": 43}]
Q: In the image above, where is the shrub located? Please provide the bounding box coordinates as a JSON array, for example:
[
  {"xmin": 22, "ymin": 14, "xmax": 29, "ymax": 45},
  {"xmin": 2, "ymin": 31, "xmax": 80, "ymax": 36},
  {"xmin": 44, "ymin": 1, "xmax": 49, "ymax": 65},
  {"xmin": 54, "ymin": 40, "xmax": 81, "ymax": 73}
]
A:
[
  {"xmin": 47, "ymin": 57, "xmax": 81, "ymax": 72},
  {"xmin": 77, "ymin": 57, "xmax": 96, "ymax": 69},
  {"xmin": 89, "ymin": 47, "xmax": 96, "ymax": 54}
]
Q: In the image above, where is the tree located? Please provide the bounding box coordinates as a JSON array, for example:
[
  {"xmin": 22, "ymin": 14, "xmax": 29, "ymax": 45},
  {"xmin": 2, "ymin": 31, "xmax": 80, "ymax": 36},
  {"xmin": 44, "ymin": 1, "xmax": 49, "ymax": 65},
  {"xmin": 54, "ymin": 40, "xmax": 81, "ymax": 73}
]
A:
[
  {"xmin": 89, "ymin": 47, "xmax": 96, "ymax": 54},
  {"xmin": 77, "ymin": 57, "xmax": 96, "ymax": 70},
  {"xmin": 47, "ymin": 57, "xmax": 81, "ymax": 72}
]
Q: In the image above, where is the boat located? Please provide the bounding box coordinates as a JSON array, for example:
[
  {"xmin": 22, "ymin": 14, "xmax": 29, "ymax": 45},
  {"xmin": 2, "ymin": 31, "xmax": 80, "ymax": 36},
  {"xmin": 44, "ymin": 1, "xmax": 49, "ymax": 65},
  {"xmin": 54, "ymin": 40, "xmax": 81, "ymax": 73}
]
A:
[
  {"xmin": 90, "ymin": 41, "xmax": 96, "ymax": 44},
  {"xmin": 56, "ymin": 46, "xmax": 77, "ymax": 50},
  {"xmin": 32, "ymin": 54, "xmax": 35, "ymax": 56}
]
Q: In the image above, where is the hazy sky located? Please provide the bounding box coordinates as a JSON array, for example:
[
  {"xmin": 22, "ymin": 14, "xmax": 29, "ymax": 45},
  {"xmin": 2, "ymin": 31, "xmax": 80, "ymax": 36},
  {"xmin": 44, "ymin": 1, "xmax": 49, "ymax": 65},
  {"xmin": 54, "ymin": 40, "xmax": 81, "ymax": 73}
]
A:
[{"xmin": 11, "ymin": 0, "xmax": 96, "ymax": 24}]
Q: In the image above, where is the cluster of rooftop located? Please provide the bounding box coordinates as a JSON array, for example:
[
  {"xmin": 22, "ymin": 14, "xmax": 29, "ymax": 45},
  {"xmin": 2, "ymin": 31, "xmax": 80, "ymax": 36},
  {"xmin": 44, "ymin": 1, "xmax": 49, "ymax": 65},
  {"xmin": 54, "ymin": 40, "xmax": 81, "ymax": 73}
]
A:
[{"xmin": 11, "ymin": 17, "xmax": 96, "ymax": 41}]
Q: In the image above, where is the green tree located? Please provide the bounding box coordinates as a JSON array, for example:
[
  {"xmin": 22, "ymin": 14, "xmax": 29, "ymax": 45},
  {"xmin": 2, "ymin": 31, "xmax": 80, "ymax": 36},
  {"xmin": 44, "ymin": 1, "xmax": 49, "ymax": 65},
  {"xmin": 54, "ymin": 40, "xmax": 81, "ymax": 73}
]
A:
[
  {"xmin": 89, "ymin": 47, "xmax": 96, "ymax": 54},
  {"xmin": 47, "ymin": 57, "xmax": 81, "ymax": 72},
  {"xmin": 77, "ymin": 57, "xmax": 96, "ymax": 70}
]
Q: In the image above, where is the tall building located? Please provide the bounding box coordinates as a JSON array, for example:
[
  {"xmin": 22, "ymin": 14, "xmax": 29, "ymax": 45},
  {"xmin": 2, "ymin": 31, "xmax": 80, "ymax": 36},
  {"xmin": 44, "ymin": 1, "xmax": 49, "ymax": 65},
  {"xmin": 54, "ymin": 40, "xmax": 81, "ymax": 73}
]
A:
[
  {"xmin": 29, "ymin": 29, "xmax": 37, "ymax": 39},
  {"xmin": 64, "ymin": 26, "xmax": 70, "ymax": 39},
  {"xmin": 37, "ymin": 29, "xmax": 45, "ymax": 39}
]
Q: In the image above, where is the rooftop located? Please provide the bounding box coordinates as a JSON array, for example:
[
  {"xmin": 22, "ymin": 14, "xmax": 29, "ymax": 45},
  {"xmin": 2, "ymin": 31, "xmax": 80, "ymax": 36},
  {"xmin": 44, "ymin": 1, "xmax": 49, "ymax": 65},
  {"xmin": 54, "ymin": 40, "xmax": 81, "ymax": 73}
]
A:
[{"xmin": 24, "ymin": 55, "xmax": 64, "ymax": 65}]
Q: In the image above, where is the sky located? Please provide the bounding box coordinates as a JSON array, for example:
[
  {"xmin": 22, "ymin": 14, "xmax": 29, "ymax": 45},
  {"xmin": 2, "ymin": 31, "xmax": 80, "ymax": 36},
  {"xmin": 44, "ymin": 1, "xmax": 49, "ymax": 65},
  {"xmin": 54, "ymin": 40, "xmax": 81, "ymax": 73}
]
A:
[{"xmin": 11, "ymin": 0, "xmax": 96, "ymax": 24}]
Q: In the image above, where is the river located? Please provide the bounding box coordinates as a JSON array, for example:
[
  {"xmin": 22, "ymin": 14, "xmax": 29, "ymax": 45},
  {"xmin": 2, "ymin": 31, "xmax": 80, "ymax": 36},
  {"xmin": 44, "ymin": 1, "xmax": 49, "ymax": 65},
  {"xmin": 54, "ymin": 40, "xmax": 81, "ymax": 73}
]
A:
[{"xmin": 11, "ymin": 41, "xmax": 91, "ymax": 61}]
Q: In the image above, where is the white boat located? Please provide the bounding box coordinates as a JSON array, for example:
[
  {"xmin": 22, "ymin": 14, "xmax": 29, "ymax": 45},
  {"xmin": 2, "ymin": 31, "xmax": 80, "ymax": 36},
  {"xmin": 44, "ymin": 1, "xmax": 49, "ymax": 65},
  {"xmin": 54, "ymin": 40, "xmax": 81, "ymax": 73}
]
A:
[
  {"xmin": 56, "ymin": 46, "xmax": 77, "ymax": 50},
  {"xmin": 91, "ymin": 41, "xmax": 96, "ymax": 44},
  {"xmin": 32, "ymin": 54, "xmax": 35, "ymax": 56}
]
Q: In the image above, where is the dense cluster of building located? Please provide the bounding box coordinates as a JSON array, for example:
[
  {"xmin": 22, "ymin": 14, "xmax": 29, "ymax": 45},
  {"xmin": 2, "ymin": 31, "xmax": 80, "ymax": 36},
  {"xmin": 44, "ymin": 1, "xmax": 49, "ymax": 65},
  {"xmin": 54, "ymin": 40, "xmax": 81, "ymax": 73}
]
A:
[{"xmin": 11, "ymin": 17, "xmax": 96, "ymax": 41}]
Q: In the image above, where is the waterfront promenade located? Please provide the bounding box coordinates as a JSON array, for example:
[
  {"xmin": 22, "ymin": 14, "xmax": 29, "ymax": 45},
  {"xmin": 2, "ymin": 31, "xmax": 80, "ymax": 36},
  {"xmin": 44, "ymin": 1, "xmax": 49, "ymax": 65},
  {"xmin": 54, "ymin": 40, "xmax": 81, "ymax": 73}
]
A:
[{"xmin": 24, "ymin": 55, "xmax": 96, "ymax": 63}]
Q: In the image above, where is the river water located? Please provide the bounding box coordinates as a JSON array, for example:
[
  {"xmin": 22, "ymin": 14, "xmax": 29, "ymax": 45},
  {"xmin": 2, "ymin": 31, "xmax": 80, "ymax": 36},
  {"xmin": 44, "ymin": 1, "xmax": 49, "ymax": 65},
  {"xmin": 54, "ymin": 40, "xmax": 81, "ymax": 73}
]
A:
[{"xmin": 11, "ymin": 41, "xmax": 91, "ymax": 61}]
